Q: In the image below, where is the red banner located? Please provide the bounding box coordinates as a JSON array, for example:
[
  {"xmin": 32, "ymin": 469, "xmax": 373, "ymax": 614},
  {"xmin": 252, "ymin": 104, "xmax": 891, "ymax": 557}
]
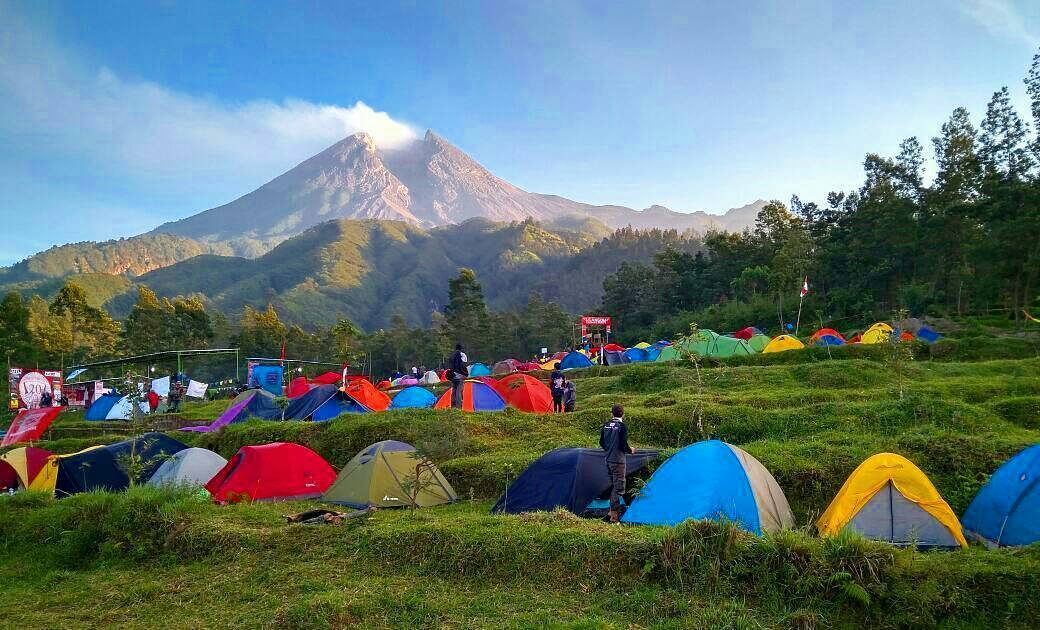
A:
[
  {"xmin": 581, "ymin": 315, "xmax": 612, "ymax": 338},
  {"xmin": 2, "ymin": 406, "xmax": 62, "ymax": 446},
  {"xmin": 8, "ymin": 368, "xmax": 62, "ymax": 409}
]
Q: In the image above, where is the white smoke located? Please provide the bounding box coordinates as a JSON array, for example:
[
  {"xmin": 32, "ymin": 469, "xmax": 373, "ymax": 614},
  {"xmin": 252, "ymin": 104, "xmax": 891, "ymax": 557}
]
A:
[{"xmin": 0, "ymin": 8, "xmax": 418, "ymax": 191}]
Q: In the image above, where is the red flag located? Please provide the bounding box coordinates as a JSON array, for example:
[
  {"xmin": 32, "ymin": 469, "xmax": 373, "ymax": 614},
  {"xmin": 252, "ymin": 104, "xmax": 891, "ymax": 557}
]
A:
[
  {"xmin": 800, "ymin": 277, "xmax": 809, "ymax": 298},
  {"xmin": 2, "ymin": 406, "xmax": 62, "ymax": 447}
]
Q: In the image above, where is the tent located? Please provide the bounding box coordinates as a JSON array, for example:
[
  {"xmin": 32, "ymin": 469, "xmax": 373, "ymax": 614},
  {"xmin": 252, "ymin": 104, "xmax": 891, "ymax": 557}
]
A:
[
  {"xmin": 492, "ymin": 447, "xmax": 659, "ymax": 515},
  {"xmin": 539, "ymin": 359, "xmax": 561, "ymax": 371},
  {"xmin": 495, "ymin": 373, "xmax": 553, "ymax": 413},
  {"xmin": 0, "ymin": 446, "xmax": 53, "ymax": 489},
  {"xmin": 559, "ymin": 351, "xmax": 594, "ymax": 370},
  {"xmin": 602, "ymin": 343, "xmax": 626, "ymax": 353},
  {"xmin": 859, "ymin": 322, "xmax": 894, "ymax": 345},
  {"xmin": 551, "ymin": 351, "xmax": 569, "ymax": 361},
  {"xmin": 621, "ymin": 440, "xmax": 795, "ymax": 534},
  {"xmin": 817, "ymin": 453, "xmax": 967, "ymax": 548},
  {"xmin": 733, "ymin": 326, "xmax": 763, "ymax": 340},
  {"xmin": 52, "ymin": 433, "xmax": 189, "ymax": 497},
  {"xmin": 917, "ymin": 326, "xmax": 942, "ymax": 343},
  {"xmin": 312, "ymin": 390, "xmax": 369, "ymax": 421},
  {"xmin": 205, "ymin": 442, "xmax": 336, "ymax": 503},
  {"xmin": 345, "ymin": 378, "xmax": 391, "ymax": 412},
  {"xmin": 517, "ymin": 362, "xmax": 542, "ymax": 372},
  {"xmin": 322, "ymin": 440, "xmax": 457, "ymax": 508},
  {"xmin": 709, "ymin": 335, "xmax": 754, "ymax": 358},
  {"xmin": 810, "ymin": 328, "xmax": 845, "ymax": 342},
  {"xmin": 282, "ymin": 385, "xmax": 361, "ymax": 420},
  {"xmin": 655, "ymin": 330, "xmax": 720, "ymax": 362},
  {"xmin": 84, "ymin": 392, "xmax": 123, "ymax": 420},
  {"xmin": 147, "ymin": 447, "xmax": 227, "ymax": 488},
  {"xmin": 0, "ymin": 459, "xmax": 17, "ymax": 491},
  {"xmin": 812, "ymin": 334, "xmax": 845, "ymax": 346},
  {"xmin": 623, "ymin": 347, "xmax": 650, "ymax": 362},
  {"xmin": 962, "ymin": 445, "xmax": 1040, "ymax": 547},
  {"xmin": 468, "ymin": 363, "xmax": 492, "ymax": 377},
  {"xmin": 390, "ymin": 386, "xmax": 437, "ymax": 409},
  {"xmin": 311, "ymin": 372, "xmax": 344, "ymax": 385},
  {"xmin": 285, "ymin": 377, "xmax": 313, "ymax": 398},
  {"xmin": 633, "ymin": 342, "xmax": 652, "ymax": 349},
  {"xmin": 645, "ymin": 347, "xmax": 664, "ymax": 362},
  {"xmin": 762, "ymin": 335, "xmax": 805, "ymax": 353},
  {"xmin": 747, "ymin": 334, "xmax": 771, "ymax": 353},
  {"xmin": 433, "ymin": 380, "xmax": 507, "ymax": 412},
  {"xmin": 492, "ymin": 360, "xmax": 519, "ymax": 376},
  {"xmin": 180, "ymin": 389, "xmax": 281, "ymax": 433},
  {"xmin": 603, "ymin": 350, "xmax": 629, "ymax": 366},
  {"xmin": 421, "ymin": 370, "xmax": 441, "ymax": 384}
]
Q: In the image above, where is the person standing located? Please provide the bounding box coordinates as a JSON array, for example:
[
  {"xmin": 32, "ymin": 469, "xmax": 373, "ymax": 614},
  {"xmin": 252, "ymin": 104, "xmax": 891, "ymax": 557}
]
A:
[
  {"xmin": 600, "ymin": 404, "xmax": 635, "ymax": 523},
  {"xmin": 449, "ymin": 344, "xmax": 469, "ymax": 409},
  {"xmin": 147, "ymin": 389, "xmax": 160, "ymax": 413},
  {"xmin": 550, "ymin": 363, "xmax": 565, "ymax": 413},
  {"xmin": 563, "ymin": 379, "xmax": 576, "ymax": 413}
]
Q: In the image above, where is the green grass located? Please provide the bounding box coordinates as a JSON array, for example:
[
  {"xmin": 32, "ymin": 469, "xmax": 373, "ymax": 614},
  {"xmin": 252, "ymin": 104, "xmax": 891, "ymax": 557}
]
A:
[{"xmin": 4, "ymin": 351, "xmax": 1040, "ymax": 627}]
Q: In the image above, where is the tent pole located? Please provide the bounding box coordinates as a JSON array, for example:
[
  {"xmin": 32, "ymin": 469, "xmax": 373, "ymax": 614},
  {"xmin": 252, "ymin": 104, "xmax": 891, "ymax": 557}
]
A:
[{"xmin": 795, "ymin": 293, "xmax": 805, "ymax": 337}]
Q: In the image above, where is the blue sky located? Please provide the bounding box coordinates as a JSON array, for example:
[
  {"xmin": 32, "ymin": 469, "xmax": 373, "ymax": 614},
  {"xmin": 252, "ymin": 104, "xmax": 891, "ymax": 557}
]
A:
[{"xmin": 1, "ymin": 0, "xmax": 1038, "ymax": 265}]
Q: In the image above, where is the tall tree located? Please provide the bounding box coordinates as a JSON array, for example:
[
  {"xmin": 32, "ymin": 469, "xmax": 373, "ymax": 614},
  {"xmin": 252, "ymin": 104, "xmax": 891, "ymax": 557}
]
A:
[
  {"xmin": 444, "ymin": 268, "xmax": 491, "ymax": 360},
  {"xmin": 979, "ymin": 87, "xmax": 1033, "ymax": 181},
  {"xmin": 0, "ymin": 292, "xmax": 39, "ymax": 365}
]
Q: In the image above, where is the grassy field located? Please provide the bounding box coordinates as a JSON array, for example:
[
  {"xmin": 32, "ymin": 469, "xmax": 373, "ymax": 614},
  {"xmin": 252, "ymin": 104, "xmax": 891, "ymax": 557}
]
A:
[{"xmin": 3, "ymin": 336, "xmax": 1040, "ymax": 628}]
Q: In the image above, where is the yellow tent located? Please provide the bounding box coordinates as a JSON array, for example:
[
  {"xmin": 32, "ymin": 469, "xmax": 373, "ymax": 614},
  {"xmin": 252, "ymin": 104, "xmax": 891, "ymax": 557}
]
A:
[
  {"xmin": 817, "ymin": 453, "xmax": 967, "ymax": 548},
  {"xmin": 539, "ymin": 359, "xmax": 560, "ymax": 371},
  {"xmin": 859, "ymin": 322, "xmax": 893, "ymax": 344},
  {"xmin": 633, "ymin": 342, "xmax": 652, "ymax": 349},
  {"xmin": 29, "ymin": 445, "xmax": 108, "ymax": 494},
  {"xmin": 762, "ymin": 335, "xmax": 805, "ymax": 353},
  {"xmin": 0, "ymin": 447, "xmax": 52, "ymax": 489}
]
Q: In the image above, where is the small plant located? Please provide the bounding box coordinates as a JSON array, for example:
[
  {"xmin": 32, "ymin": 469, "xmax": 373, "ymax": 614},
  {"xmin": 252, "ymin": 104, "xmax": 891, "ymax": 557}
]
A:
[
  {"xmin": 399, "ymin": 417, "xmax": 468, "ymax": 514},
  {"xmin": 887, "ymin": 309, "xmax": 915, "ymax": 400},
  {"xmin": 673, "ymin": 323, "xmax": 719, "ymax": 440}
]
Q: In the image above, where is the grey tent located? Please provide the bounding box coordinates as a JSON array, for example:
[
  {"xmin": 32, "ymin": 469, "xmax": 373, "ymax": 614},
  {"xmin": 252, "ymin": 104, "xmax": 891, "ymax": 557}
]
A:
[
  {"xmin": 147, "ymin": 447, "xmax": 228, "ymax": 488},
  {"xmin": 845, "ymin": 481, "xmax": 961, "ymax": 548}
]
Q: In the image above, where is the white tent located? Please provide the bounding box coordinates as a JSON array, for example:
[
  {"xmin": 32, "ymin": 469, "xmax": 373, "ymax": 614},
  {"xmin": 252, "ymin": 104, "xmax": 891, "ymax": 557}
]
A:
[
  {"xmin": 147, "ymin": 447, "xmax": 228, "ymax": 488},
  {"xmin": 421, "ymin": 370, "xmax": 441, "ymax": 385},
  {"xmin": 106, "ymin": 395, "xmax": 150, "ymax": 420}
]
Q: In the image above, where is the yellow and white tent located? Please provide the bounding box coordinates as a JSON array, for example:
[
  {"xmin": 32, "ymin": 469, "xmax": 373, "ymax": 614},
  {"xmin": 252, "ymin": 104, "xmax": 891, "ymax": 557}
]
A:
[
  {"xmin": 859, "ymin": 322, "xmax": 893, "ymax": 344},
  {"xmin": 817, "ymin": 452, "xmax": 967, "ymax": 548},
  {"xmin": 762, "ymin": 335, "xmax": 805, "ymax": 353}
]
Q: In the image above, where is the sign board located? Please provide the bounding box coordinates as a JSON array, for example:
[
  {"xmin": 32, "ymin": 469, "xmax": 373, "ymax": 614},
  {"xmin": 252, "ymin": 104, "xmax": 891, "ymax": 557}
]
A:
[
  {"xmin": 580, "ymin": 315, "xmax": 612, "ymax": 339},
  {"xmin": 8, "ymin": 368, "xmax": 62, "ymax": 409}
]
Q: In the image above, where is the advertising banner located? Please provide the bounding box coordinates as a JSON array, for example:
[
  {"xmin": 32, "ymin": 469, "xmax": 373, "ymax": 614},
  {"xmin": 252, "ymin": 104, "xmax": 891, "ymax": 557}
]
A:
[
  {"xmin": 2, "ymin": 406, "xmax": 62, "ymax": 446},
  {"xmin": 8, "ymin": 368, "xmax": 63, "ymax": 409}
]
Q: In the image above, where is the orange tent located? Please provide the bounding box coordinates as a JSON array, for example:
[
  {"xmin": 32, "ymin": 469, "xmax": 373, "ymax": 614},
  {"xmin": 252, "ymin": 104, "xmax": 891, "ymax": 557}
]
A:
[
  {"xmin": 495, "ymin": 374, "xmax": 553, "ymax": 413},
  {"xmin": 345, "ymin": 379, "xmax": 391, "ymax": 412}
]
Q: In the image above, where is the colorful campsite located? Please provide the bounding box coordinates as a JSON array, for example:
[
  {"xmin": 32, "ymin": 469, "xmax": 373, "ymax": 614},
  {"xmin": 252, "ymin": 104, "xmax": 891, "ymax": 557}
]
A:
[{"xmin": 2, "ymin": 317, "xmax": 1040, "ymax": 628}]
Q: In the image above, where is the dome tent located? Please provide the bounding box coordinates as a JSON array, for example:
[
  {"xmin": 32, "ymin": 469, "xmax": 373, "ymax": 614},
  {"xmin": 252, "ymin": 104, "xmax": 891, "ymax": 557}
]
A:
[
  {"xmin": 390, "ymin": 386, "xmax": 437, "ymax": 409},
  {"xmin": 859, "ymin": 322, "xmax": 894, "ymax": 344},
  {"xmin": 559, "ymin": 351, "xmax": 594, "ymax": 370},
  {"xmin": 51, "ymin": 433, "xmax": 189, "ymax": 497},
  {"xmin": 492, "ymin": 359, "xmax": 520, "ymax": 376},
  {"xmin": 762, "ymin": 335, "xmax": 805, "ymax": 353},
  {"xmin": 747, "ymin": 334, "xmax": 771, "ymax": 353},
  {"xmin": 433, "ymin": 380, "xmax": 506, "ymax": 412},
  {"xmin": 322, "ymin": 440, "xmax": 457, "ymax": 509},
  {"xmin": 655, "ymin": 330, "xmax": 719, "ymax": 362},
  {"xmin": 622, "ymin": 347, "xmax": 650, "ymax": 362},
  {"xmin": 492, "ymin": 447, "xmax": 658, "ymax": 515},
  {"xmin": 621, "ymin": 440, "xmax": 794, "ymax": 534},
  {"xmin": 709, "ymin": 335, "xmax": 754, "ymax": 358},
  {"xmin": 817, "ymin": 453, "xmax": 966, "ymax": 548},
  {"xmin": 962, "ymin": 445, "xmax": 1040, "ymax": 547},
  {"xmin": 206, "ymin": 442, "xmax": 336, "ymax": 503},
  {"xmin": 733, "ymin": 326, "xmax": 763, "ymax": 340},
  {"xmin": 147, "ymin": 447, "xmax": 228, "ymax": 488},
  {"xmin": 0, "ymin": 447, "xmax": 53, "ymax": 489},
  {"xmin": 495, "ymin": 373, "xmax": 553, "ymax": 413},
  {"xmin": 468, "ymin": 363, "xmax": 492, "ymax": 377},
  {"xmin": 421, "ymin": 370, "xmax": 441, "ymax": 384},
  {"xmin": 603, "ymin": 349, "xmax": 629, "ymax": 365}
]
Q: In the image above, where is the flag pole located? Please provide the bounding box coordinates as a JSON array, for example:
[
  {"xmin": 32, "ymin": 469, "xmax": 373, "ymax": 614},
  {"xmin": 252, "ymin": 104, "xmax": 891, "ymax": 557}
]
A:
[{"xmin": 795, "ymin": 276, "xmax": 807, "ymax": 337}]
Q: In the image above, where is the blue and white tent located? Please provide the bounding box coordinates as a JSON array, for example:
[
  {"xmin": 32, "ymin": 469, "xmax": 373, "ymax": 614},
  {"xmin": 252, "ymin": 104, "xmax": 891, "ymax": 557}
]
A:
[
  {"xmin": 962, "ymin": 444, "xmax": 1040, "ymax": 547},
  {"xmin": 621, "ymin": 440, "xmax": 795, "ymax": 534}
]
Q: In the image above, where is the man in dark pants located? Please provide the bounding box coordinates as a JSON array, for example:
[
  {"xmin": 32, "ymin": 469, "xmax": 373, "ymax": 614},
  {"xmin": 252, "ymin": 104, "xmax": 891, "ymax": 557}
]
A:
[
  {"xmin": 600, "ymin": 403, "xmax": 635, "ymax": 523},
  {"xmin": 449, "ymin": 343, "xmax": 468, "ymax": 409}
]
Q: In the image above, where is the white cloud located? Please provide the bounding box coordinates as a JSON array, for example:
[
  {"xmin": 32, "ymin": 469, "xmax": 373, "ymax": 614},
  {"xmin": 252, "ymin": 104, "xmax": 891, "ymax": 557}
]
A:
[
  {"xmin": 958, "ymin": 0, "xmax": 1039, "ymax": 48},
  {"xmin": 0, "ymin": 9, "xmax": 417, "ymax": 195}
]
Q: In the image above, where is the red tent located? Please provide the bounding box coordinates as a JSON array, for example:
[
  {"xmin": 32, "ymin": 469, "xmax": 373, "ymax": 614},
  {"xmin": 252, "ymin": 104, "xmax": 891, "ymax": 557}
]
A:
[
  {"xmin": 311, "ymin": 371, "xmax": 344, "ymax": 385},
  {"xmin": 495, "ymin": 373, "xmax": 553, "ymax": 413},
  {"xmin": 345, "ymin": 379, "xmax": 391, "ymax": 412},
  {"xmin": 0, "ymin": 460, "xmax": 17, "ymax": 491},
  {"xmin": 285, "ymin": 377, "xmax": 313, "ymax": 399},
  {"xmin": 517, "ymin": 362, "xmax": 542, "ymax": 372},
  {"xmin": 733, "ymin": 326, "xmax": 763, "ymax": 340},
  {"xmin": 2, "ymin": 407, "xmax": 62, "ymax": 447},
  {"xmin": 377, "ymin": 380, "xmax": 392, "ymax": 390},
  {"xmin": 810, "ymin": 328, "xmax": 845, "ymax": 342},
  {"xmin": 602, "ymin": 343, "xmax": 626, "ymax": 352},
  {"xmin": 205, "ymin": 442, "xmax": 336, "ymax": 503},
  {"xmin": 848, "ymin": 333, "xmax": 862, "ymax": 344},
  {"xmin": 899, "ymin": 331, "xmax": 914, "ymax": 341},
  {"xmin": 551, "ymin": 351, "xmax": 568, "ymax": 361}
]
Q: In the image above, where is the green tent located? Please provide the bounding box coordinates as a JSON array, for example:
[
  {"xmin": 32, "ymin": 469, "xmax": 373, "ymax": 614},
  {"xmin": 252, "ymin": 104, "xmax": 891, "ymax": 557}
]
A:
[
  {"xmin": 747, "ymin": 334, "xmax": 771, "ymax": 353},
  {"xmin": 655, "ymin": 330, "xmax": 720, "ymax": 362},
  {"xmin": 709, "ymin": 335, "xmax": 754, "ymax": 358},
  {"xmin": 322, "ymin": 440, "xmax": 457, "ymax": 509}
]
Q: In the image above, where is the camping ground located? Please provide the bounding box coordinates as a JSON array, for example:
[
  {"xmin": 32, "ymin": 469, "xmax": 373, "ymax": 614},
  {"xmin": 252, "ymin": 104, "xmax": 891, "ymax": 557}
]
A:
[{"xmin": 2, "ymin": 332, "xmax": 1040, "ymax": 628}]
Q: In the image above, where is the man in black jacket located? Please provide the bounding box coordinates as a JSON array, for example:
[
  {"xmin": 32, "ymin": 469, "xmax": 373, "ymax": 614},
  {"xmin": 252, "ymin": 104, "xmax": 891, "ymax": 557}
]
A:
[
  {"xmin": 449, "ymin": 344, "xmax": 468, "ymax": 409},
  {"xmin": 600, "ymin": 403, "xmax": 635, "ymax": 522}
]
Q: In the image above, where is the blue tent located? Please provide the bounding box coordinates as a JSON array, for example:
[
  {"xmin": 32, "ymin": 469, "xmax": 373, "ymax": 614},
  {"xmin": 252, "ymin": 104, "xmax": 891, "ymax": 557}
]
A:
[
  {"xmin": 962, "ymin": 445, "xmax": 1040, "ymax": 547},
  {"xmin": 492, "ymin": 447, "xmax": 658, "ymax": 515},
  {"xmin": 645, "ymin": 347, "xmax": 663, "ymax": 362},
  {"xmin": 603, "ymin": 350, "xmax": 629, "ymax": 366},
  {"xmin": 623, "ymin": 347, "xmax": 650, "ymax": 362},
  {"xmin": 559, "ymin": 351, "xmax": 594, "ymax": 370},
  {"xmin": 390, "ymin": 386, "xmax": 437, "ymax": 409},
  {"xmin": 468, "ymin": 363, "xmax": 492, "ymax": 377},
  {"xmin": 814, "ymin": 334, "xmax": 845, "ymax": 346},
  {"xmin": 54, "ymin": 433, "xmax": 188, "ymax": 497},
  {"xmin": 282, "ymin": 384, "xmax": 366, "ymax": 420},
  {"xmin": 85, "ymin": 392, "xmax": 122, "ymax": 420},
  {"xmin": 621, "ymin": 440, "xmax": 795, "ymax": 534},
  {"xmin": 917, "ymin": 326, "xmax": 942, "ymax": 343},
  {"xmin": 249, "ymin": 365, "xmax": 285, "ymax": 395}
]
